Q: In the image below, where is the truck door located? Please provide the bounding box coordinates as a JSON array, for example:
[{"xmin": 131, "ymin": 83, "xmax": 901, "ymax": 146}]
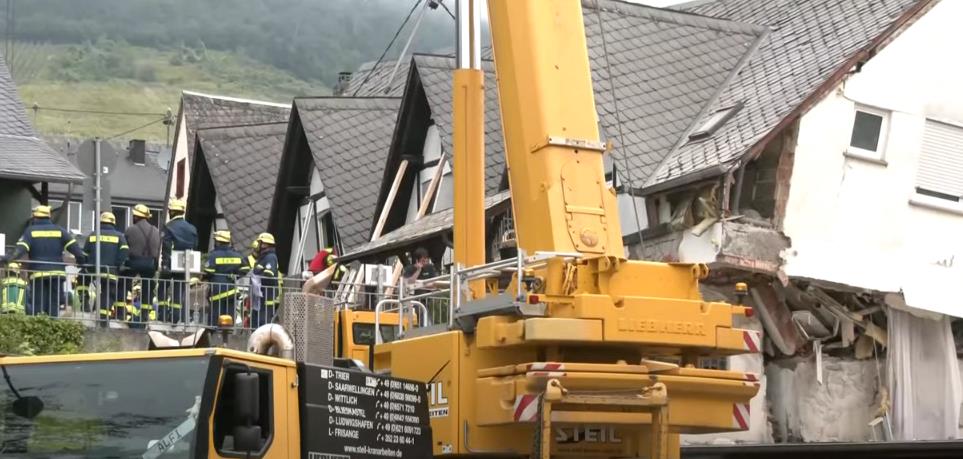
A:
[
  {"xmin": 208, "ymin": 359, "xmax": 291, "ymax": 459},
  {"xmin": 338, "ymin": 310, "xmax": 400, "ymax": 365}
]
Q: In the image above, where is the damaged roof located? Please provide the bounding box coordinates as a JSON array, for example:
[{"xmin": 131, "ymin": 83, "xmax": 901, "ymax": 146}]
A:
[
  {"xmin": 193, "ymin": 122, "xmax": 288, "ymax": 247},
  {"xmin": 342, "ymin": 190, "xmax": 512, "ymax": 263},
  {"xmin": 649, "ymin": 0, "xmax": 927, "ymax": 187},
  {"xmin": 0, "ymin": 56, "xmax": 85, "ymax": 184},
  {"xmin": 295, "ymin": 97, "xmax": 401, "ymax": 252}
]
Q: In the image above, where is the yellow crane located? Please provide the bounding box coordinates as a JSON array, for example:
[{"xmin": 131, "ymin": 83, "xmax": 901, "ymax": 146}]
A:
[{"xmin": 371, "ymin": 1, "xmax": 761, "ymax": 457}]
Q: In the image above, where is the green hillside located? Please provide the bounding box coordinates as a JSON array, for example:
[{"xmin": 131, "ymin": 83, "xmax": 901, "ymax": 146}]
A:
[
  {"xmin": 10, "ymin": 40, "xmax": 326, "ymax": 142},
  {"xmin": 4, "ymin": 0, "xmax": 455, "ymax": 142}
]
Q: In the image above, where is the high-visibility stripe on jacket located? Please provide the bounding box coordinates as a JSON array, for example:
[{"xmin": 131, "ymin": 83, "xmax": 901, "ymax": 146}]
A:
[{"xmin": 1, "ymin": 277, "xmax": 27, "ymax": 313}]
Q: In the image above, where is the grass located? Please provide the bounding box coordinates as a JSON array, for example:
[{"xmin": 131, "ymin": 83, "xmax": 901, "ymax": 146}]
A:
[{"xmin": 10, "ymin": 42, "xmax": 328, "ymax": 142}]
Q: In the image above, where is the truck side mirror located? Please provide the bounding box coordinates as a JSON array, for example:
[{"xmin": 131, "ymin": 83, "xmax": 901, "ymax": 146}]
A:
[
  {"xmin": 233, "ymin": 425, "xmax": 262, "ymax": 452},
  {"xmin": 234, "ymin": 372, "xmax": 260, "ymax": 424}
]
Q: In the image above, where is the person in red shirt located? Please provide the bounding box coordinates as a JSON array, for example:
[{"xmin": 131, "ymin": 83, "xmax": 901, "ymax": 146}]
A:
[{"xmin": 308, "ymin": 248, "xmax": 333, "ymax": 275}]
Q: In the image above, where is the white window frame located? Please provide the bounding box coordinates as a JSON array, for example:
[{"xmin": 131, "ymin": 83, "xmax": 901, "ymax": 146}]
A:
[
  {"xmin": 846, "ymin": 105, "xmax": 890, "ymax": 162},
  {"xmin": 67, "ymin": 201, "xmax": 83, "ymax": 234}
]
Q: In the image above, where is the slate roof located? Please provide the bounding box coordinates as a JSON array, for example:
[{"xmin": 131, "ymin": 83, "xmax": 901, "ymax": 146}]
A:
[
  {"xmin": 345, "ymin": 60, "xmax": 410, "ymax": 97},
  {"xmin": 0, "ymin": 56, "xmax": 85, "ymax": 183},
  {"xmin": 342, "ymin": 190, "xmax": 512, "ymax": 262},
  {"xmin": 413, "ymin": 55, "xmax": 506, "ymax": 195},
  {"xmin": 294, "ymin": 97, "xmax": 401, "ymax": 252},
  {"xmin": 583, "ymin": 0, "xmax": 765, "ymax": 183},
  {"xmin": 178, "ymin": 91, "xmax": 291, "ymax": 164},
  {"xmin": 405, "ymin": 2, "xmax": 766, "ymax": 195},
  {"xmin": 649, "ymin": 0, "xmax": 926, "ymax": 185},
  {"xmin": 195, "ymin": 122, "xmax": 288, "ymax": 247}
]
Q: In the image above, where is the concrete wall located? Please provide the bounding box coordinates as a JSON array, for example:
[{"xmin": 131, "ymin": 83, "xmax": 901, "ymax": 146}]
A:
[
  {"xmin": 782, "ymin": 1, "xmax": 963, "ymax": 317},
  {"xmin": 767, "ymin": 357, "xmax": 879, "ymax": 443}
]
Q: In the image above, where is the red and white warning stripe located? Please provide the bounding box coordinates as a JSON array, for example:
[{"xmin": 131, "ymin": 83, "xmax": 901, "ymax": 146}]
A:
[
  {"xmin": 528, "ymin": 363, "xmax": 564, "ymax": 371},
  {"xmin": 527, "ymin": 363, "xmax": 566, "ymax": 378},
  {"xmin": 513, "ymin": 394, "xmax": 540, "ymax": 422},
  {"xmin": 742, "ymin": 330, "xmax": 761, "ymax": 353},
  {"xmin": 732, "ymin": 402, "xmax": 750, "ymax": 430}
]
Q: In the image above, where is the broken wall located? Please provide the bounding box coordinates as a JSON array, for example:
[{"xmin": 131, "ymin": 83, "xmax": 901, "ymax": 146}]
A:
[
  {"xmin": 781, "ymin": 0, "xmax": 963, "ymax": 318},
  {"xmin": 766, "ymin": 356, "xmax": 879, "ymax": 442}
]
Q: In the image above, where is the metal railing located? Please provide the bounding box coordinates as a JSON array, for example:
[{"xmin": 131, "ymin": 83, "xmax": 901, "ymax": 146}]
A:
[
  {"xmin": 1, "ymin": 251, "xmax": 581, "ymax": 335},
  {"xmin": 0, "ymin": 262, "xmax": 305, "ymax": 331}
]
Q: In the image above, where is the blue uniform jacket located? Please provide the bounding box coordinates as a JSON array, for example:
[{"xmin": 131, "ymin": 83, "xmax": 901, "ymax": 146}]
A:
[
  {"xmin": 83, "ymin": 224, "xmax": 130, "ymax": 274},
  {"xmin": 204, "ymin": 244, "xmax": 244, "ymax": 285},
  {"xmin": 15, "ymin": 218, "xmax": 85, "ymax": 272},
  {"xmin": 252, "ymin": 248, "xmax": 280, "ymax": 288},
  {"xmin": 161, "ymin": 216, "xmax": 198, "ymax": 271}
]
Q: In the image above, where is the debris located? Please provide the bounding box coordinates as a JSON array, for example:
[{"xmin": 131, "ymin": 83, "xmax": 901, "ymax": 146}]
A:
[
  {"xmin": 749, "ymin": 283, "xmax": 806, "ymax": 356},
  {"xmin": 854, "ymin": 334, "xmax": 874, "ymax": 359},
  {"xmin": 807, "ymin": 287, "xmax": 887, "ymax": 347}
]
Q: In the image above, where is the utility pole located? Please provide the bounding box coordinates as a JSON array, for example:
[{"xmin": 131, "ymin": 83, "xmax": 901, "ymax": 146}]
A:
[{"xmin": 94, "ymin": 138, "xmax": 102, "ymax": 318}]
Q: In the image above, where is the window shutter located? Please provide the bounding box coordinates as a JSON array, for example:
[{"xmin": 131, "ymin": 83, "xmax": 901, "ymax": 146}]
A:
[{"xmin": 917, "ymin": 120, "xmax": 963, "ymax": 197}]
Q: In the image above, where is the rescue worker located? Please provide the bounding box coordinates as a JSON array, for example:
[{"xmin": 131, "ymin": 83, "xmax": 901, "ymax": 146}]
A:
[
  {"xmin": 309, "ymin": 247, "xmax": 347, "ymax": 281},
  {"xmin": 0, "ymin": 205, "xmax": 86, "ymax": 316},
  {"xmin": 203, "ymin": 230, "xmax": 244, "ymax": 328},
  {"xmin": 250, "ymin": 232, "xmax": 281, "ymax": 328},
  {"xmin": 83, "ymin": 212, "xmax": 130, "ymax": 324},
  {"xmin": 158, "ymin": 198, "xmax": 197, "ymax": 324},
  {"xmin": 123, "ymin": 203, "xmax": 160, "ymax": 324},
  {"xmin": 1, "ymin": 262, "xmax": 28, "ymax": 314}
]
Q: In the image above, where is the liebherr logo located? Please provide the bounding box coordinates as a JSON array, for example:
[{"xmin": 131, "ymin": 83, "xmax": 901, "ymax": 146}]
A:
[{"xmin": 617, "ymin": 318, "xmax": 706, "ymax": 336}]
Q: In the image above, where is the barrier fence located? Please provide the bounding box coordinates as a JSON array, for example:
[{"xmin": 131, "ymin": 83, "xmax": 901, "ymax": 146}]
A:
[{"xmin": 0, "ymin": 262, "xmax": 451, "ymax": 331}]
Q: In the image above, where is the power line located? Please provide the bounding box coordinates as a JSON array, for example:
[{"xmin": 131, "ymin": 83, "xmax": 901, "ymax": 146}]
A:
[
  {"xmin": 436, "ymin": 0, "xmax": 455, "ymax": 20},
  {"xmin": 593, "ymin": 0, "xmax": 646, "ymax": 247},
  {"xmin": 351, "ymin": 0, "xmax": 424, "ymax": 97},
  {"xmin": 35, "ymin": 105, "xmax": 166, "ymax": 117},
  {"xmin": 105, "ymin": 117, "xmax": 166, "ymax": 141}
]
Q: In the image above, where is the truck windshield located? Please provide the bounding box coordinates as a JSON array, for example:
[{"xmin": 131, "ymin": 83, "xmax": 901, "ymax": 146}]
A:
[{"xmin": 0, "ymin": 356, "xmax": 210, "ymax": 458}]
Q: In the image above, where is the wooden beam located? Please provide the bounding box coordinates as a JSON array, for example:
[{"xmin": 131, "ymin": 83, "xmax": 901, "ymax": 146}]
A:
[
  {"xmin": 386, "ymin": 155, "xmax": 449, "ymax": 295},
  {"xmin": 371, "ymin": 159, "xmax": 409, "ymax": 241}
]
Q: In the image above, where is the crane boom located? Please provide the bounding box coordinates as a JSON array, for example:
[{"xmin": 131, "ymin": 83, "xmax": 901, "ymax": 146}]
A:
[
  {"xmin": 488, "ymin": 0, "xmax": 623, "ymax": 257},
  {"xmin": 372, "ymin": 2, "xmax": 762, "ymax": 457}
]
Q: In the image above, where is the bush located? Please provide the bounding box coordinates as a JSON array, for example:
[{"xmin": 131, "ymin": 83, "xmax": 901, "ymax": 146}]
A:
[{"xmin": 0, "ymin": 315, "xmax": 85, "ymax": 356}]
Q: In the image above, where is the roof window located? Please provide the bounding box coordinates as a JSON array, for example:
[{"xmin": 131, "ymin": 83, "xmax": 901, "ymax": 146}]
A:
[{"xmin": 689, "ymin": 103, "xmax": 743, "ymax": 141}]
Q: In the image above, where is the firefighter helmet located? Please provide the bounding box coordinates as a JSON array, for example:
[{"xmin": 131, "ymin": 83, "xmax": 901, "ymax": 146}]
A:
[
  {"xmin": 133, "ymin": 204, "xmax": 152, "ymax": 219},
  {"xmin": 168, "ymin": 198, "xmax": 186, "ymax": 213},
  {"xmin": 256, "ymin": 232, "xmax": 276, "ymax": 246},
  {"xmin": 100, "ymin": 212, "xmax": 116, "ymax": 224},
  {"xmin": 32, "ymin": 205, "xmax": 52, "ymax": 218},
  {"xmin": 214, "ymin": 230, "xmax": 232, "ymax": 244}
]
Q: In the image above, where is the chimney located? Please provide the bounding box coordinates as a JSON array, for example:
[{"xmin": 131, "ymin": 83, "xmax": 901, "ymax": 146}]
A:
[
  {"xmin": 129, "ymin": 139, "xmax": 146, "ymax": 166},
  {"xmin": 333, "ymin": 71, "xmax": 353, "ymax": 96}
]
